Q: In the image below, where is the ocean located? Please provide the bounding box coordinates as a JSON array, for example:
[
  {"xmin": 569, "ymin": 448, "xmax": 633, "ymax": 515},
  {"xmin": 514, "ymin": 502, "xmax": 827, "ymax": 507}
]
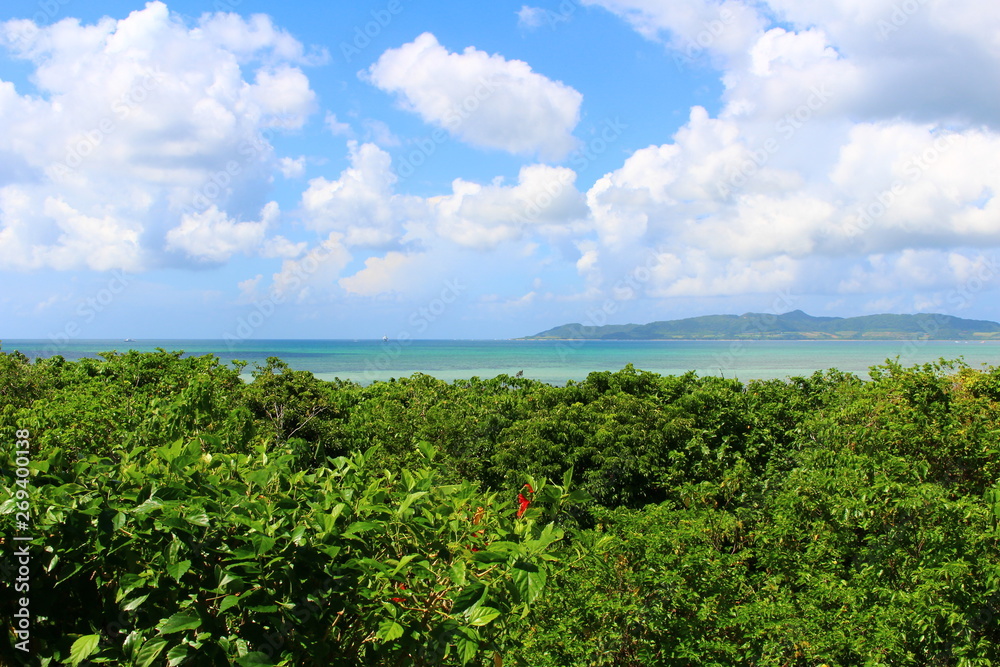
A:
[{"xmin": 4, "ymin": 338, "xmax": 1000, "ymax": 386}]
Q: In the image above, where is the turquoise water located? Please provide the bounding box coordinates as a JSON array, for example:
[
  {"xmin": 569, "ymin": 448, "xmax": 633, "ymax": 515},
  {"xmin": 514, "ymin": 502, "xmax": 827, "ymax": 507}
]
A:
[{"xmin": 4, "ymin": 338, "xmax": 999, "ymax": 385}]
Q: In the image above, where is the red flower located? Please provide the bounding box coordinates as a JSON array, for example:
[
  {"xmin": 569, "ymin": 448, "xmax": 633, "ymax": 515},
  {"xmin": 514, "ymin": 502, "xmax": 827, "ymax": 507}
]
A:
[
  {"xmin": 391, "ymin": 583, "xmax": 407, "ymax": 603},
  {"xmin": 517, "ymin": 483, "xmax": 534, "ymax": 517}
]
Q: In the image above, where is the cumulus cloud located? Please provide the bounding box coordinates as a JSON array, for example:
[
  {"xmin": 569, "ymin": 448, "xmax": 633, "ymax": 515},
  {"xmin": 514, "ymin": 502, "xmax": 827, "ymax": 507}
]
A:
[
  {"xmin": 300, "ymin": 141, "xmax": 422, "ymax": 248},
  {"xmin": 431, "ymin": 164, "xmax": 589, "ymax": 249},
  {"xmin": 166, "ymin": 201, "xmax": 278, "ymax": 264},
  {"xmin": 0, "ymin": 2, "xmax": 318, "ymax": 271},
  {"xmin": 564, "ymin": 0, "xmax": 1000, "ymax": 309},
  {"xmin": 278, "ymin": 156, "xmax": 306, "ymax": 178},
  {"xmin": 339, "ymin": 251, "xmax": 419, "ymax": 296},
  {"xmin": 269, "ymin": 234, "xmax": 353, "ymax": 302},
  {"xmin": 367, "ymin": 32, "xmax": 582, "ymax": 160}
]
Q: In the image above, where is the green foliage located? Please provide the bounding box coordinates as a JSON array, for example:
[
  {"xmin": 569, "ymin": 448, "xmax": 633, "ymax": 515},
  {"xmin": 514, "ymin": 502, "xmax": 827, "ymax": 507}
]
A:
[
  {"xmin": 1, "ymin": 434, "xmax": 577, "ymax": 665},
  {"xmin": 1, "ymin": 350, "xmax": 999, "ymax": 665}
]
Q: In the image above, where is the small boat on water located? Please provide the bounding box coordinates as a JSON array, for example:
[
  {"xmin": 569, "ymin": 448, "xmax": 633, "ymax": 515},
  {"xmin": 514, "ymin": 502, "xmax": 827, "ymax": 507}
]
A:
[{"xmin": 382, "ymin": 335, "xmax": 389, "ymax": 342}]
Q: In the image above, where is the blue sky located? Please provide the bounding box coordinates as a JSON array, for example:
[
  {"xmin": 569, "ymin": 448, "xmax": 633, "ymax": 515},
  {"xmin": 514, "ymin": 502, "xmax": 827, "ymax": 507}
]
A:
[{"xmin": 1, "ymin": 0, "xmax": 999, "ymax": 343}]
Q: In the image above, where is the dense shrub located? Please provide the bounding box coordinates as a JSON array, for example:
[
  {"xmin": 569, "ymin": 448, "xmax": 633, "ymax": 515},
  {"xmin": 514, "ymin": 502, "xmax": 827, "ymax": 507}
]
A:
[{"xmin": 1, "ymin": 349, "xmax": 998, "ymax": 665}]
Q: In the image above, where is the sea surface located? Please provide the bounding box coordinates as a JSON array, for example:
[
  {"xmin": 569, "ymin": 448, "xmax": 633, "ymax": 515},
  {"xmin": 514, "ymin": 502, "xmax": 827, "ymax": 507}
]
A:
[{"xmin": 4, "ymin": 338, "xmax": 1000, "ymax": 386}]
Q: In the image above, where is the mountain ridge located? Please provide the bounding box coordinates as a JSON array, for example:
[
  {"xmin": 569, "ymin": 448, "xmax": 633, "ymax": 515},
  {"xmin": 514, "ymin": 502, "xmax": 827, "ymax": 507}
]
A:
[{"xmin": 523, "ymin": 310, "xmax": 1000, "ymax": 340}]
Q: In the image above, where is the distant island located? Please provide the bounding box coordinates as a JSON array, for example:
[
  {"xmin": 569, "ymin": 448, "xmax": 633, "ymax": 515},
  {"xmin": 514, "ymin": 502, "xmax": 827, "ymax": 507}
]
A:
[{"xmin": 523, "ymin": 310, "xmax": 1000, "ymax": 340}]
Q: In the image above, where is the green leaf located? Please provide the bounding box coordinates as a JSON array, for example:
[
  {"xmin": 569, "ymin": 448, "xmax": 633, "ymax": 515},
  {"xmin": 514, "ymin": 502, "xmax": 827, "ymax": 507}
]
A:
[
  {"xmin": 342, "ymin": 521, "xmax": 379, "ymax": 538},
  {"xmin": 455, "ymin": 627, "xmax": 480, "ymax": 665},
  {"xmin": 135, "ymin": 638, "xmax": 169, "ymax": 667},
  {"xmin": 397, "ymin": 491, "xmax": 427, "ymax": 516},
  {"xmin": 220, "ymin": 595, "xmax": 241, "ymax": 612},
  {"xmin": 121, "ymin": 594, "xmax": 150, "ymax": 612},
  {"xmin": 122, "ymin": 630, "xmax": 143, "ymax": 660},
  {"xmin": 466, "ymin": 605, "xmax": 501, "ymax": 627},
  {"xmin": 68, "ymin": 634, "xmax": 102, "ymax": 666},
  {"xmin": 235, "ymin": 652, "xmax": 275, "ymax": 666},
  {"xmin": 166, "ymin": 559, "xmax": 191, "ymax": 583},
  {"xmin": 453, "ymin": 584, "xmax": 488, "ymax": 615},
  {"xmin": 377, "ymin": 619, "xmax": 404, "ymax": 642},
  {"xmin": 417, "ymin": 440, "xmax": 437, "ymax": 461},
  {"xmin": 185, "ymin": 511, "xmax": 210, "ymax": 527},
  {"xmin": 511, "ymin": 563, "xmax": 546, "ymax": 604},
  {"xmin": 157, "ymin": 611, "xmax": 202, "ymax": 634},
  {"xmin": 450, "ymin": 559, "xmax": 468, "ymax": 587},
  {"xmin": 166, "ymin": 644, "xmax": 190, "ymax": 666},
  {"xmin": 390, "ymin": 553, "xmax": 419, "ymax": 578}
]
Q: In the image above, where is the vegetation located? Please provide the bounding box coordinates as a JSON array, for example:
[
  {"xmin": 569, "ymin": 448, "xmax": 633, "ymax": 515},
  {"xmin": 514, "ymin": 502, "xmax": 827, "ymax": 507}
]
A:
[
  {"xmin": 525, "ymin": 309, "xmax": 1000, "ymax": 340},
  {"xmin": 1, "ymin": 347, "xmax": 999, "ymax": 665}
]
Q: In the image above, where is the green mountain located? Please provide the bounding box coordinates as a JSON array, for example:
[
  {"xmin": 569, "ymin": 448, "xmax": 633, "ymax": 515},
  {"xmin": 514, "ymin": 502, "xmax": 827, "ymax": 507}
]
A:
[{"xmin": 524, "ymin": 310, "xmax": 1000, "ymax": 340}]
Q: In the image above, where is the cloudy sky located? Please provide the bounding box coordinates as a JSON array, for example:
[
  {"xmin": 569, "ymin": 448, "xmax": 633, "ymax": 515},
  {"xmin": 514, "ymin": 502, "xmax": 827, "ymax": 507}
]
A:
[{"xmin": 1, "ymin": 0, "xmax": 998, "ymax": 341}]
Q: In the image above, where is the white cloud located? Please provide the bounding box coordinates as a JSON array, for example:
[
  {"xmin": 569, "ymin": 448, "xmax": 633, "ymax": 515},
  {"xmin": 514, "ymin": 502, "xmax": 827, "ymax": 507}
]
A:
[
  {"xmin": 0, "ymin": 2, "xmax": 319, "ymax": 271},
  {"xmin": 325, "ymin": 112, "xmax": 353, "ymax": 137},
  {"xmin": 300, "ymin": 141, "xmax": 422, "ymax": 247},
  {"xmin": 269, "ymin": 234, "xmax": 352, "ymax": 301},
  {"xmin": 568, "ymin": 0, "xmax": 1000, "ymax": 307},
  {"xmin": 260, "ymin": 235, "xmax": 307, "ymax": 259},
  {"xmin": 362, "ymin": 118, "xmax": 401, "ymax": 147},
  {"xmin": 165, "ymin": 201, "xmax": 278, "ymax": 264},
  {"xmin": 582, "ymin": 0, "xmax": 765, "ymax": 66},
  {"xmin": 278, "ymin": 156, "xmax": 306, "ymax": 178},
  {"xmin": 517, "ymin": 6, "xmax": 549, "ymax": 29},
  {"xmin": 431, "ymin": 164, "xmax": 588, "ymax": 249},
  {"xmin": 339, "ymin": 251, "xmax": 418, "ymax": 296},
  {"xmin": 367, "ymin": 32, "xmax": 582, "ymax": 160}
]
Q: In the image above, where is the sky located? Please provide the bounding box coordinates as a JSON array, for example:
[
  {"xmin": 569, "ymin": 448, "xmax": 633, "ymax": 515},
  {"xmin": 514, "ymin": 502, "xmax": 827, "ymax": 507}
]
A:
[{"xmin": 1, "ymin": 0, "xmax": 999, "ymax": 343}]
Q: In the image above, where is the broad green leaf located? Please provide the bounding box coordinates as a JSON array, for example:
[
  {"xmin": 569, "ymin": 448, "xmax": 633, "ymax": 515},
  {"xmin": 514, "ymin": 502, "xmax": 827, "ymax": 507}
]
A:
[
  {"xmin": 417, "ymin": 440, "xmax": 437, "ymax": 461},
  {"xmin": 342, "ymin": 521, "xmax": 379, "ymax": 538},
  {"xmin": 166, "ymin": 559, "xmax": 191, "ymax": 583},
  {"xmin": 166, "ymin": 645, "xmax": 190, "ymax": 666},
  {"xmin": 67, "ymin": 634, "xmax": 102, "ymax": 666},
  {"xmin": 511, "ymin": 563, "xmax": 546, "ymax": 604},
  {"xmin": 390, "ymin": 553, "xmax": 419, "ymax": 577},
  {"xmin": 466, "ymin": 605, "xmax": 502, "ymax": 627},
  {"xmin": 454, "ymin": 628, "xmax": 480, "ymax": 665},
  {"xmin": 157, "ymin": 611, "xmax": 201, "ymax": 634},
  {"xmin": 122, "ymin": 630, "xmax": 143, "ymax": 660},
  {"xmin": 185, "ymin": 511, "xmax": 210, "ymax": 527},
  {"xmin": 397, "ymin": 491, "xmax": 427, "ymax": 516},
  {"xmin": 135, "ymin": 638, "xmax": 169, "ymax": 667},
  {"xmin": 450, "ymin": 559, "xmax": 468, "ymax": 587},
  {"xmin": 121, "ymin": 594, "xmax": 150, "ymax": 612},
  {"xmin": 220, "ymin": 595, "xmax": 241, "ymax": 612},
  {"xmin": 377, "ymin": 619, "xmax": 404, "ymax": 642},
  {"xmin": 453, "ymin": 584, "xmax": 488, "ymax": 615}
]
